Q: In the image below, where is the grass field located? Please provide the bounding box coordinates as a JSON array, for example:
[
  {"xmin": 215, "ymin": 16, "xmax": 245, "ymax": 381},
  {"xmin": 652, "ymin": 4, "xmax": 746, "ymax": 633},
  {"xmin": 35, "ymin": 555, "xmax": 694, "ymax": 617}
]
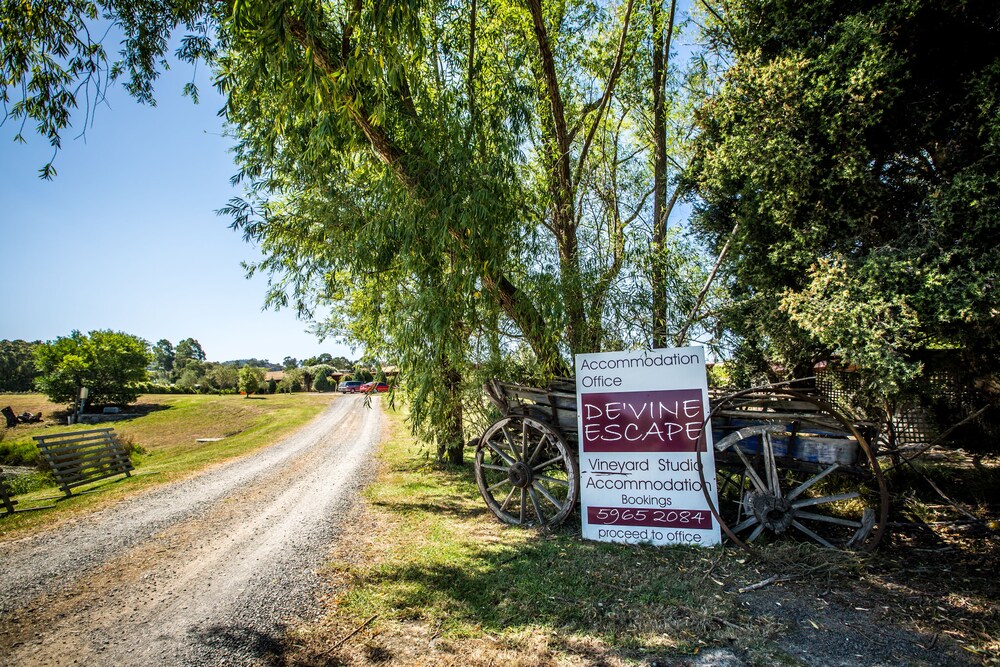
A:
[
  {"xmin": 281, "ymin": 408, "xmax": 1000, "ymax": 666},
  {"xmin": 0, "ymin": 392, "xmax": 336, "ymax": 538},
  {"xmin": 283, "ymin": 408, "xmax": 797, "ymax": 664},
  {"xmin": 3, "ymin": 395, "xmax": 996, "ymax": 663}
]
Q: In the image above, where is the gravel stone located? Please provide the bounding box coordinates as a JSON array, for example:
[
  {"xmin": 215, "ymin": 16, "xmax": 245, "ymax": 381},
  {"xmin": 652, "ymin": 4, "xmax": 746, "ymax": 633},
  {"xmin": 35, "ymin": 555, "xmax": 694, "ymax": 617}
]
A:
[{"xmin": 0, "ymin": 395, "xmax": 381, "ymax": 666}]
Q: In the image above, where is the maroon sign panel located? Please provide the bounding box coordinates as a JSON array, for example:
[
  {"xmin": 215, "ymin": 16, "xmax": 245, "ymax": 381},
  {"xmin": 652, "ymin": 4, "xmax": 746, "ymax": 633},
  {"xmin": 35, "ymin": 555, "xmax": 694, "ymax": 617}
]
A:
[
  {"xmin": 587, "ymin": 506, "xmax": 713, "ymax": 529},
  {"xmin": 580, "ymin": 388, "xmax": 705, "ymax": 453}
]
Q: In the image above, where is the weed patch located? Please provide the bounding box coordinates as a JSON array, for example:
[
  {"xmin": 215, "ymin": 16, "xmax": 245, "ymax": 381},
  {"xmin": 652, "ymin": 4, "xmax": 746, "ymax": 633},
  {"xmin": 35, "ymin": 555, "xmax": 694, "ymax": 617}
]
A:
[{"xmin": 3, "ymin": 470, "xmax": 55, "ymax": 496}]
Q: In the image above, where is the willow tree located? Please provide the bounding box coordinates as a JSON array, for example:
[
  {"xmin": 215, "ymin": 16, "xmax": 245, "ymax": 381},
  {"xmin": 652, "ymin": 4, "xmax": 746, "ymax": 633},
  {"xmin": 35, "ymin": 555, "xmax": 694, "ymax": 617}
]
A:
[{"xmin": 4, "ymin": 0, "xmax": 710, "ymax": 456}]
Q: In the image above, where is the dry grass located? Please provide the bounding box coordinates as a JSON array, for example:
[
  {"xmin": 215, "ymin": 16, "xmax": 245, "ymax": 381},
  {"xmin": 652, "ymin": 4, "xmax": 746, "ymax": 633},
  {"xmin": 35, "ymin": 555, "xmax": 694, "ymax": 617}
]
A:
[
  {"xmin": 279, "ymin": 411, "xmax": 999, "ymax": 667},
  {"xmin": 0, "ymin": 392, "xmax": 336, "ymax": 538},
  {"xmin": 282, "ymin": 409, "xmax": 786, "ymax": 666}
]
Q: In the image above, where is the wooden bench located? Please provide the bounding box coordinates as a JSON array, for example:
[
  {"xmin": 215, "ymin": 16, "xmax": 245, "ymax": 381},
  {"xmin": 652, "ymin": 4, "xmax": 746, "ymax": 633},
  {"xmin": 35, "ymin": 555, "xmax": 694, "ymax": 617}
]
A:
[
  {"xmin": 33, "ymin": 428, "xmax": 134, "ymax": 497},
  {"xmin": 0, "ymin": 478, "xmax": 17, "ymax": 516}
]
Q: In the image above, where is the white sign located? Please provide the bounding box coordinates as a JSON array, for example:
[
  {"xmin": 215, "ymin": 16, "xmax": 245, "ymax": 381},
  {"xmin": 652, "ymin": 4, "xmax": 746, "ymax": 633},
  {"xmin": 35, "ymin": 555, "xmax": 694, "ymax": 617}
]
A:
[{"xmin": 575, "ymin": 347, "xmax": 721, "ymax": 546}]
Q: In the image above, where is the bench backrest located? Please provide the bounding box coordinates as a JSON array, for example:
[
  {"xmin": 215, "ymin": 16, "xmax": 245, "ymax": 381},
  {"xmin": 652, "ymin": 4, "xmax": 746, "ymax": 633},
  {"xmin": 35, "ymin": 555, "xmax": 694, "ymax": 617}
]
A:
[
  {"xmin": 33, "ymin": 428, "xmax": 134, "ymax": 496},
  {"xmin": 0, "ymin": 478, "xmax": 17, "ymax": 516}
]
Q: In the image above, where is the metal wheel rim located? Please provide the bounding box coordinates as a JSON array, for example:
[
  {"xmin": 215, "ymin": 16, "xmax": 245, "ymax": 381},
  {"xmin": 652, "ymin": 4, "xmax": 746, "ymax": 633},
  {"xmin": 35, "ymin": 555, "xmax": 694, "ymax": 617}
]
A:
[
  {"xmin": 698, "ymin": 387, "xmax": 888, "ymax": 552},
  {"xmin": 475, "ymin": 416, "xmax": 579, "ymax": 527}
]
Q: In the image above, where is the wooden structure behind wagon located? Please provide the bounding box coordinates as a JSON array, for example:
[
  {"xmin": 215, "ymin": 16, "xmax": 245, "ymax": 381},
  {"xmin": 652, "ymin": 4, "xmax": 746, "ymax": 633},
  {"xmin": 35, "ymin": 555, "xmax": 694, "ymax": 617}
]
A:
[{"xmin": 475, "ymin": 380, "xmax": 889, "ymax": 551}]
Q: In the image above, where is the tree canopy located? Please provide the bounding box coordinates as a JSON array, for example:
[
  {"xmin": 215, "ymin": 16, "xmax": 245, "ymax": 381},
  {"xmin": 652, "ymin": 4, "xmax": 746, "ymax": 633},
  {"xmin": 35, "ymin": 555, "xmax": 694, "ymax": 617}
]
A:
[
  {"xmin": 10, "ymin": 0, "xmax": 995, "ymax": 452},
  {"xmin": 0, "ymin": 340, "xmax": 40, "ymax": 392},
  {"xmin": 238, "ymin": 364, "xmax": 265, "ymax": 396},
  {"xmin": 32, "ymin": 330, "xmax": 151, "ymax": 406},
  {"xmin": 4, "ymin": 0, "xmax": 709, "ymax": 452},
  {"xmin": 688, "ymin": 0, "xmax": 1000, "ymax": 402}
]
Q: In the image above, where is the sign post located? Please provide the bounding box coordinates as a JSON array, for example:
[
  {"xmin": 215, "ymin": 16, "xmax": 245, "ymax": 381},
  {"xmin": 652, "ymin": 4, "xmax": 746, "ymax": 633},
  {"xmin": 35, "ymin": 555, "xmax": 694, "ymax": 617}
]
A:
[{"xmin": 575, "ymin": 347, "xmax": 721, "ymax": 547}]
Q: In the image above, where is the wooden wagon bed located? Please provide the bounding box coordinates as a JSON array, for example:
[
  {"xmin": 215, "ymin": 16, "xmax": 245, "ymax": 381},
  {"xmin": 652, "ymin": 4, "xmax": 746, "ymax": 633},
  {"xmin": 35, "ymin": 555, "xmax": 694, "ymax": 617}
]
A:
[{"xmin": 476, "ymin": 380, "xmax": 888, "ymax": 551}]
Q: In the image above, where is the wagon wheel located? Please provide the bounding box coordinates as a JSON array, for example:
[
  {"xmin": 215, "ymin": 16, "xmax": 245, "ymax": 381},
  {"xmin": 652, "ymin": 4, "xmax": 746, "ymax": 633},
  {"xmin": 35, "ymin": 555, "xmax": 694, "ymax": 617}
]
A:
[
  {"xmin": 699, "ymin": 388, "xmax": 889, "ymax": 552},
  {"xmin": 475, "ymin": 415, "xmax": 579, "ymax": 527}
]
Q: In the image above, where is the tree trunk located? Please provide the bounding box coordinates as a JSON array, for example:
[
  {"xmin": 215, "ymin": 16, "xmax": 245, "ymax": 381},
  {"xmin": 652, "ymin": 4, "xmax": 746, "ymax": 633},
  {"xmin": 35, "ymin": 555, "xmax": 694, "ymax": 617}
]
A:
[
  {"xmin": 651, "ymin": 0, "xmax": 677, "ymax": 349},
  {"xmin": 437, "ymin": 364, "xmax": 465, "ymax": 464}
]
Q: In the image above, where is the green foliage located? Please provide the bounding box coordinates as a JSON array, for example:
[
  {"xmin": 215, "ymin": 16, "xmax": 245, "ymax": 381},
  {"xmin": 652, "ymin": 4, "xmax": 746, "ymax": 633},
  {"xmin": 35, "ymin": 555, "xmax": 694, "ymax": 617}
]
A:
[
  {"xmin": 2, "ymin": 471, "xmax": 55, "ymax": 496},
  {"xmin": 0, "ymin": 340, "xmax": 40, "ymax": 392},
  {"xmin": 301, "ymin": 353, "xmax": 353, "ymax": 369},
  {"xmin": 224, "ymin": 358, "xmax": 282, "ymax": 371},
  {"xmin": 152, "ymin": 339, "xmax": 175, "ymax": 376},
  {"xmin": 174, "ymin": 367, "xmax": 204, "ymax": 392},
  {"xmin": 134, "ymin": 382, "xmax": 188, "ymax": 394},
  {"xmin": 4, "ymin": 0, "xmax": 716, "ymax": 451},
  {"xmin": 238, "ymin": 365, "xmax": 265, "ymax": 396},
  {"xmin": 0, "ymin": 0, "xmax": 216, "ymax": 177},
  {"xmin": 0, "ymin": 438, "xmax": 41, "ymax": 467},
  {"xmin": 203, "ymin": 364, "xmax": 240, "ymax": 392},
  {"xmin": 174, "ymin": 338, "xmax": 206, "ymax": 371},
  {"xmin": 313, "ymin": 370, "xmax": 333, "ymax": 392},
  {"xmin": 33, "ymin": 330, "xmax": 151, "ymax": 406},
  {"xmin": 277, "ymin": 368, "xmax": 304, "ymax": 393},
  {"xmin": 352, "ymin": 367, "xmax": 374, "ymax": 384},
  {"xmin": 212, "ymin": 0, "xmax": 717, "ymax": 452},
  {"xmin": 690, "ymin": 0, "xmax": 1000, "ymax": 401}
]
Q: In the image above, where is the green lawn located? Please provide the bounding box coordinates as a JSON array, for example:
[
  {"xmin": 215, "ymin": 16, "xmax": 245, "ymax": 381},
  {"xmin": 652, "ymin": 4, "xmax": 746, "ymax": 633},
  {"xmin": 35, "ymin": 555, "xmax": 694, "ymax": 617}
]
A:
[{"xmin": 0, "ymin": 392, "xmax": 337, "ymax": 538}]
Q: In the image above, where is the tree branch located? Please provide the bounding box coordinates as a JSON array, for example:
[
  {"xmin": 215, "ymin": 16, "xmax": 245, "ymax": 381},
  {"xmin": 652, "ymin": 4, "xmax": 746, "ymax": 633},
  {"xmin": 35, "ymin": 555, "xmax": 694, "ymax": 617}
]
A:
[
  {"xmin": 573, "ymin": 0, "xmax": 637, "ymax": 188},
  {"xmin": 286, "ymin": 12, "xmax": 565, "ymax": 371},
  {"xmin": 525, "ymin": 0, "xmax": 573, "ymax": 201},
  {"xmin": 675, "ymin": 221, "xmax": 738, "ymax": 346}
]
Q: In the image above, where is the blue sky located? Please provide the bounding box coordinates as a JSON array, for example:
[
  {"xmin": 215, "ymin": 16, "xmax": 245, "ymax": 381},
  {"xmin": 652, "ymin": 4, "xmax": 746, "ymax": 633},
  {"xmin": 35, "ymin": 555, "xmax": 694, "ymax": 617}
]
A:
[{"xmin": 0, "ymin": 60, "xmax": 355, "ymax": 365}]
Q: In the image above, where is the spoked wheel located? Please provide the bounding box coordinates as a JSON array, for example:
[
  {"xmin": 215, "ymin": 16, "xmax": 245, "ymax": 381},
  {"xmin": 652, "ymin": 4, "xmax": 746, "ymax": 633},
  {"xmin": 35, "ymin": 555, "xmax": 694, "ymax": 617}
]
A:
[
  {"xmin": 474, "ymin": 415, "xmax": 579, "ymax": 527},
  {"xmin": 700, "ymin": 388, "xmax": 888, "ymax": 552}
]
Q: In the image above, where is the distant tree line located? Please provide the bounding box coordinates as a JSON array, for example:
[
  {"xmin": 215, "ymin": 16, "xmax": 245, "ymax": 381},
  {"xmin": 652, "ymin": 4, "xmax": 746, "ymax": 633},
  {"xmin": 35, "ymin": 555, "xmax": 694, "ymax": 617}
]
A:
[
  {"xmin": 0, "ymin": 339, "xmax": 41, "ymax": 392},
  {"xmin": 1, "ymin": 335, "xmax": 371, "ymax": 407}
]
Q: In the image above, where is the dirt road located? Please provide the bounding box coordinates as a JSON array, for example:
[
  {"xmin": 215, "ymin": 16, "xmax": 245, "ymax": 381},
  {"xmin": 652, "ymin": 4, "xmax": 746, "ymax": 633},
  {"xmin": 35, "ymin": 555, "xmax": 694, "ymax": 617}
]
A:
[{"xmin": 0, "ymin": 395, "xmax": 382, "ymax": 667}]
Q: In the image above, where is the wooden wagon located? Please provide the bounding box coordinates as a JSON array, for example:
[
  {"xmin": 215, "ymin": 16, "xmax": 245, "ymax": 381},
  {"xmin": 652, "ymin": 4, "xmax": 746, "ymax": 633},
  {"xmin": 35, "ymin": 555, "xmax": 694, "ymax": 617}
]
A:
[{"xmin": 475, "ymin": 379, "xmax": 889, "ymax": 551}]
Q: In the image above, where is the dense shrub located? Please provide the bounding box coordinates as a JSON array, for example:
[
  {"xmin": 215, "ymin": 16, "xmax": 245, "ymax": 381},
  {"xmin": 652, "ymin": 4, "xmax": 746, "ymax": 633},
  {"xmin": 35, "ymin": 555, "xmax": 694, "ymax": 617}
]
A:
[
  {"xmin": 314, "ymin": 371, "xmax": 333, "ymax": 392},
  {"xmin": 0, "ymin": 339, "xmax": 40, "ymax": 392},
  {"xmin": 0, "ymin": 439, "xmax": 41, "ymax": 467},
  {"xmin": 3, "ymin": 470, "xmax": 55, "ymax": 495}
]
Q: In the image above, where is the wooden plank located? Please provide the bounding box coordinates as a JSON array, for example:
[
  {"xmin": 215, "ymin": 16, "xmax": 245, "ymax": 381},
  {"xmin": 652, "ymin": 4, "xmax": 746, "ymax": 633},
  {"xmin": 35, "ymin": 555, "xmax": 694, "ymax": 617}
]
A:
[
  {"xmin": 33, "ymin": 428, "xmax": 133, "ymax": 496},
  {"xmin": 34, "ymin": 435, "xmax": 117, "ymax": 453},
  {"xmin": 36, "ymin": 443, "xmax": 121, "ymax": 459},
  {"xmin": 1, "ymin": 479, "xmax": 17, "ymax": 516},
  {"xmin": 48, "ymin": 454, "xmax": 134, "ymax": 477},
  {"xmin": 501, "ymin": 384, "xmax": 577, "ymax": 410},
  {"xmin": 716, "ymin": 399, "xmax": 820, "ymax": 412},
  {"xmin": 32, "ymin": 427, "xmax": 114, "ymax": 440},
  {"xmin": 56, "ymin": 469, "xmax": 132, "ymax": 488},
  {"xmin": 33, "ymin": 428, "xmax": 115, "ymax": 445},
  {"xmin": 713, "ymin": 410, "xmax": 843, "ymax": 430},
  {"xmin": 32, "ymin": 429, "xmax": 113, "ymax": 442},
  {"xmin": 60, "ymin": 469, "xmax": 132, "ymax": 491},
  {"xmin": 39, "ymin": 443, "xmax": 123, "ymax": 462},
  {"xmin": 41, "ymin": 447, "xmax": 121, "ymax": 464},
  {"xmin": 47, "ymin": 447, "xmax": 132, "ymax": 470},
  {"xmin": 36, "ymin": 438, "xmax": 118, "ymax": 455}
]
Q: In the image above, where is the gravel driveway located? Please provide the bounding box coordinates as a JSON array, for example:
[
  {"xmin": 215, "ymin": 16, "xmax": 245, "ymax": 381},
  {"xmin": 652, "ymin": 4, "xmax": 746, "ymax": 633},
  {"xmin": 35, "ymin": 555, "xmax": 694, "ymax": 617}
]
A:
[{"xmin": 0, "ymin": 395, "xmax": 382, "ymax": 666}]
